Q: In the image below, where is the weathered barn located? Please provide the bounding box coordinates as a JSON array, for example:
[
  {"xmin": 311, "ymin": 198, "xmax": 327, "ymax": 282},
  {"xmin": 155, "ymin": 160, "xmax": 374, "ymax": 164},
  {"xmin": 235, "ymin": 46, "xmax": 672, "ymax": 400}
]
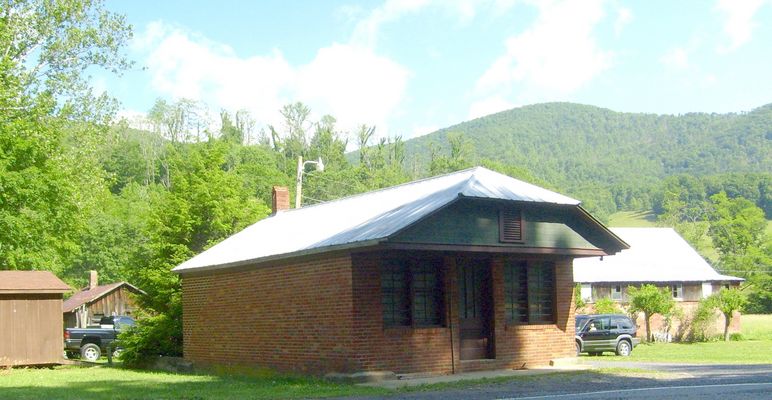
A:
[
  {"xmin": 63, "ymin": 270, "xmax": 144, "ymax": 328},
  {"xmin": 174, "ymin": 167, "xmax": 627, "ymax": 375},
  {"xmin": 0, "ymin": 271, "xmax": 71, "ymax": 366}
]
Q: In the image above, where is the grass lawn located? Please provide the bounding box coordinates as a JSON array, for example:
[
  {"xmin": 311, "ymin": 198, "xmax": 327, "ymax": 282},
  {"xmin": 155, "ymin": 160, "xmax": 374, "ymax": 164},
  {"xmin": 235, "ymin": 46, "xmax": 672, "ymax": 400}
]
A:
[
  {"xmin": 607, "ymin": 211, "xmax": 657, "ymax": 227},
  {"xmin": 742, "ymin": 314, "xmax": 772, "ymax": 341},
  {"xmin": 600, "ymin": 340, "xmax": 772, "ymax": 364},
  {"xmin": 598, "ymin": 314, "xmax": 772, "ymax": 364},
  {"xmin": 0, "ymin": 365, "xmax": 389, "ymax": 400}
]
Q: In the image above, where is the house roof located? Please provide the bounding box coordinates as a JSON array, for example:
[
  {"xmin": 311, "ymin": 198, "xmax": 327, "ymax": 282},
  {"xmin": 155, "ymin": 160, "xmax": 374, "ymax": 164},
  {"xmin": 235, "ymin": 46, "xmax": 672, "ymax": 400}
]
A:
[
  {"xmin": 0, "ymin": 271, "xmax": 71, "ymax": 294},
  {"xmin": 573, "ymin": 227, "xmax": 743, "ymax": 283},
  {"xmin": 62, "ymin": 282, "xmax": 145, "ymax": 313},
  {"xmin": 175, "ymin": 166, "xmax": 622, "ymax": 274}
]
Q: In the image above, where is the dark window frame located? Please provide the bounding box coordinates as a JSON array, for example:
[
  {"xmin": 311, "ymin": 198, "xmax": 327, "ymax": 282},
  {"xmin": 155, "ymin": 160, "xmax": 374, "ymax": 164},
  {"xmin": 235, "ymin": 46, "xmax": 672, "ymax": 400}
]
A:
[
  {"xmin": 381, "ymin": 257, "xmax": 445, "ymax": 328},
  {"xmin": 504, "ymin": 259, "xmax": 556, "ymax": 325}
]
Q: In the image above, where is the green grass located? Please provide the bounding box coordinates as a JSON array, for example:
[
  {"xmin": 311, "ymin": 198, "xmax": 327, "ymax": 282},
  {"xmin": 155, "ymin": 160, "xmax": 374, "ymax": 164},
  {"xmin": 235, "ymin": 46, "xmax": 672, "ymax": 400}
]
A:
[
  {"xmin": 0, "ymin": 365, "xmax": 389, "ymax": 400},
  {"xmin": 598, "ymin": 315, "xmax": 772, "ymax": 364},
  {"xmin": 742, "ymin": 314, "xmax": 772, "ymax": 341},
  {"xmin": 600, "ymin": 340, "xmax": 772, "ymax": 364},
  {"xmin": 607, "ymin": 211, "xmax": 657, "ymax": 227}
]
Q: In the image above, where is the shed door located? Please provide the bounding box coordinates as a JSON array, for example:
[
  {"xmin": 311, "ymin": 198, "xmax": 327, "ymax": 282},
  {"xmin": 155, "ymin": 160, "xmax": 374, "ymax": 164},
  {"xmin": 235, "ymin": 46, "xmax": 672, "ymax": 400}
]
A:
[{"xmin": 457, "ymin": 258, "xmax": 493, "ymax": 360}]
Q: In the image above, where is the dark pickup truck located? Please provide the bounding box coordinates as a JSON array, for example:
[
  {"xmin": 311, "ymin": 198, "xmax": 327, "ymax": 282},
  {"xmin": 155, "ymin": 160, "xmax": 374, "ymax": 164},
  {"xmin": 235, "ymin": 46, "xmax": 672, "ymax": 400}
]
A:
[{"xmin": 64, "ymin": 316, "xmax": 135, "ymax": 361}]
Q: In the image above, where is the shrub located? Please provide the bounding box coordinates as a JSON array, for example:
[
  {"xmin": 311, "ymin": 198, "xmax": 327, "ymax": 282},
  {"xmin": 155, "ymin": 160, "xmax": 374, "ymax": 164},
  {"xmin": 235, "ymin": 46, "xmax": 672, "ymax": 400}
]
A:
[
  {"xmin": 574, "ymin": 283, "xmax": 587, "ymax": 312},
  {"xmin": 687, "ymin": 297, "xmax": 717, "ymax": 342},
  {"xmin": 729, "ymin": 333, "xmax": 744, "ymax": 341},
  {"xmin": 118, "ymin": 300, "xmax": 183, "ymax": 368},
  {"xmin": 593, "ymin": 297, "xmax": 621, "ymax": 314}
]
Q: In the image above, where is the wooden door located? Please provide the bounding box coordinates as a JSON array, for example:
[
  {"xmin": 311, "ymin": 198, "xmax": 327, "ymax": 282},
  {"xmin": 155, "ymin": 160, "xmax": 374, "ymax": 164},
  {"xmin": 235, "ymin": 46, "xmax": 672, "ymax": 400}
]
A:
[{"xmin": 457, "ymin": 258, "xmax": 493, "ymax": 360}]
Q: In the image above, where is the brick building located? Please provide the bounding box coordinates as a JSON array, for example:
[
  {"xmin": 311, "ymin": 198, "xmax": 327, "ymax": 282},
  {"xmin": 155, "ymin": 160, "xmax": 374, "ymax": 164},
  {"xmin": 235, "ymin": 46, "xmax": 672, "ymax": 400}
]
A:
[{"xmin": 174, "ymin": 167, "xmax": 627, "ymax": 375}]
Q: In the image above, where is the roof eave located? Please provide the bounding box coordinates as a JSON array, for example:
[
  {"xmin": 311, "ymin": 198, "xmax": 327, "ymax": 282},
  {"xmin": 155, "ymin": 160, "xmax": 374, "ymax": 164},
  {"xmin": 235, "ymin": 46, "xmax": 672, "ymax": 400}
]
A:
[{"xmin": 173, "ymin": 238, "xmax": 385, "ymax": 276}]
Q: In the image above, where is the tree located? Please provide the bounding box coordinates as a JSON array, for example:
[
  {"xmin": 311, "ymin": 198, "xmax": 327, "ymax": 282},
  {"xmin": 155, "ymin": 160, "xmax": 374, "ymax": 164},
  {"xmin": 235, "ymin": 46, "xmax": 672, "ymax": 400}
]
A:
[
  {"xmin": 708, "ymin": 192, "xmax": 768, "ymax": 278},
  {"xmin": 1, "ymin": 0, "xmax": 132, "ymax": 272},
  {"xmin": 627, "ymin": 284, "xmax": 675, "ymax": 342},
  {"xmin": 708, "ymin": 288, "xmax": 747, "ymax": 341},
  {"xmin": 593, "ymin": 297, "xmax": 622, "ymax": 314}
]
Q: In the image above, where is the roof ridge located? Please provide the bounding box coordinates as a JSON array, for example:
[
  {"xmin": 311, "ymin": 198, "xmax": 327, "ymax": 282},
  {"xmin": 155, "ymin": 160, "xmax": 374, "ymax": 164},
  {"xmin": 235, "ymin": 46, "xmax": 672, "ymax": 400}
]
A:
[{"xmin": 276, "ymin": 166, "xmax": 482, "ymax": 213}]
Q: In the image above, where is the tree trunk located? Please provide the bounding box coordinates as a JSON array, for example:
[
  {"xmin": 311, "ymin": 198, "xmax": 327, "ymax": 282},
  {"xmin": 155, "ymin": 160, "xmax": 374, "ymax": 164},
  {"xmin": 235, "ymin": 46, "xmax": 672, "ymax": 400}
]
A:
[
  {"xmin": 724, "ymin": 312, "xmax": 731, "ymax": 341},
  {"xmin": 645, "ymin": 313, "xmax": 652, "ymax": 342}
]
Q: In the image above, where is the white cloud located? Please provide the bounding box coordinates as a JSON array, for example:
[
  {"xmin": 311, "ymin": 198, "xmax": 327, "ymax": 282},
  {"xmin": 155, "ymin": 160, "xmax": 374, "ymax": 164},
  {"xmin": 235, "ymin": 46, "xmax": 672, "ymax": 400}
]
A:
[
  {"xmin": 715, "ymin": 0, "xmax": 766, "ymax": 53},
  {"xmin": 660, "ymin": 47, "xmax": 690, "ymax": 70},
  {"xmin": 296, "ymin": 44, "xmax": 410, "ymax": 132},
  {"xmin": 474, "ymin": 0, "xmax": 612, "ymax": 102},
  {"xmin": 614, "ymin": 7, "xmax": 632, "ymax": 36},
  {"xmin": 468, "ymin": 97, "xmax": 516, "ymax": 120},
  {"xmin": 410, "ymin": 124, "xmax": 440, "ymax": 138},
  {"xmin": 350, "ymin": 0, "xmax": 509, "ymax": 47},
  {"xmin": 133, "ymin": 21, "xmax": 410, "ymax": 135}
]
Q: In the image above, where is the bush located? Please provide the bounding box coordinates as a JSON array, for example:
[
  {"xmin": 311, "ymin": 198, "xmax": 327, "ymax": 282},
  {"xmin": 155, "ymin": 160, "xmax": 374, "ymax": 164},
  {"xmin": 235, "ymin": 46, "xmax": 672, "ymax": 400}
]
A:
[
  {"xmin": 729, "ymin": 333, "xmax": 744, "ymax": 341},
  {"xmin": 686, "ymin": 297, "xmax": 716, "ymax": 342},
  {"xmin": 593, "ymin": 297, "xmax": 622, "ymax": 314},
  {"xmin": 118, "ymin": 300, "xmax": 183, "ymax": 368},
  {"xmin": 574, "ymin": 283, "xmax": 586, "ymax": 312}
]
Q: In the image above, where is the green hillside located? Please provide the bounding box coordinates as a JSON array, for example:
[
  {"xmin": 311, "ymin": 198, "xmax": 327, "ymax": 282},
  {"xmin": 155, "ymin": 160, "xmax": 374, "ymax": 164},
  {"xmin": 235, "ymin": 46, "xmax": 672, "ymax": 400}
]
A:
[
  {"xmin": 396, "ymin": 102, "xmax": 771, "ymax": 220},
  {"xmin": 405, "ymin": 102, "xmax": 771, "ymax": 186}
]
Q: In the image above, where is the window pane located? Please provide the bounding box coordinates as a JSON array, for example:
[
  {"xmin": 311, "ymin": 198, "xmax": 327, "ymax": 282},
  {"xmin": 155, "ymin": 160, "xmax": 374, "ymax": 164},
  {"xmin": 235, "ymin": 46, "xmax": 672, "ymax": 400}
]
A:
[
  {"xmin": 504, "ymin": 260, "xmax": 528, "ymax": 323},
  {"xmin": 381, "ymin": 260, "xmax": 410, "ymax": 326},
  {"xmin": 527, "ymin": 262, "xmax": 555, "ymax": 323},
  {"xmin": 412, "ymin": 259, "xmax": 443, "ymax": 326}
]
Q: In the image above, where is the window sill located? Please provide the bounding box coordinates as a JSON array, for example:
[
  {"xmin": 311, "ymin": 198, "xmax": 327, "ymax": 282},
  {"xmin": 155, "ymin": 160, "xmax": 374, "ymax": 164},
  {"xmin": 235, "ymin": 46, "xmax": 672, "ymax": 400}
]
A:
[
  {"xmin": 383, "ymin": 326, "xmax": 448, "ymax": 336},
  {"xmin": 505, "ymin": 323, "xmax": 557, "ymax": 331}
]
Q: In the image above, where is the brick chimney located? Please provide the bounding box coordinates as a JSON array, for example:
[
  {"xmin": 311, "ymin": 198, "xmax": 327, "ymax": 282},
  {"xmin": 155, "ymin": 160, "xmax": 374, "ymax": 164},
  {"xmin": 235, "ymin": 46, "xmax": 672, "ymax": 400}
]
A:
[
  {"xmin": 272, "ymin": 186, "xmax": 290, "ymax": 214},
  {"xmin": 88, "ymin": 270, "xmax": 98, "ymax": 290}
]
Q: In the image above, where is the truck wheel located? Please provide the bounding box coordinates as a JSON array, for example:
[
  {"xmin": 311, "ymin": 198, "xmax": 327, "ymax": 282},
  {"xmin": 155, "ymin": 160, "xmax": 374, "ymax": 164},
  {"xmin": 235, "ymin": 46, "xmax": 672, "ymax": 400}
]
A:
[
  {"xmin": 575, "ymin": 342, "xmax": 581, "ymax": 356},
  {"xmin": 81, "ymin": 343, "xmax": 101, "ymax": 362},
  {"xmin": 616, "ymin": 340, "xmax": 632, "ymax": 356}
]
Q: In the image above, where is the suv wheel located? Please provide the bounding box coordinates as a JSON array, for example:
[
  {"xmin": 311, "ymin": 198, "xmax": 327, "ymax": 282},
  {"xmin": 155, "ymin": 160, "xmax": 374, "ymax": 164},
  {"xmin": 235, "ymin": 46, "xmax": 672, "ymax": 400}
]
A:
[
  {"xmin": 575, "ymin": 342, "xmax": 581, "ymax": 356},
  {"xmin": 615, "ymin": 340, "xmax": 632, "ymax": 356},
  {"xmin": 80, "ymin": 343, "xmax": 101, "ymax": 362}
]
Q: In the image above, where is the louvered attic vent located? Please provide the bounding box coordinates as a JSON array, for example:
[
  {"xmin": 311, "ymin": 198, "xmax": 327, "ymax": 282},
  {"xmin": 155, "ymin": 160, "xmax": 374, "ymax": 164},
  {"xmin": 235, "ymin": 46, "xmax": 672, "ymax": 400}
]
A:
[{"xmin": 499, "ymin": 209, "xmax": 524, "ymax": 243}]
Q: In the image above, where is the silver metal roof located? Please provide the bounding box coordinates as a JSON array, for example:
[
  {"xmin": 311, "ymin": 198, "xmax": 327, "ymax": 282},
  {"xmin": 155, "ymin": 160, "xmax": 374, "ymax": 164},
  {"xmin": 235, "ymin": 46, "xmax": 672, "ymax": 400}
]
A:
[
  {"xmin": 173, "ymin": 166, "xmax": 580, "ymax": 273},
  {"xmin": 573, "ymin": 227, "xmax": 743, "ymax": 283}
]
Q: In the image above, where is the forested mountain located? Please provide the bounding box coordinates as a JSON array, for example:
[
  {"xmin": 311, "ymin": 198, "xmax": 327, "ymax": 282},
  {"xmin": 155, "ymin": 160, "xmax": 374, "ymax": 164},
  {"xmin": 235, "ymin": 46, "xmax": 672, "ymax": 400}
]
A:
[{"xmin": 399, "ymin": 102, "xmax": 771, "ymax": 218}]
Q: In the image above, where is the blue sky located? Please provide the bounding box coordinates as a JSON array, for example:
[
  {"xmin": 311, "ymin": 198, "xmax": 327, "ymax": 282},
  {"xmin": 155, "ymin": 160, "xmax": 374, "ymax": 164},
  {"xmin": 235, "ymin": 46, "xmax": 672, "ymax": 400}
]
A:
[{"xmin": 98, "ymin": 0, "xmax": 772, "ymax": 140}]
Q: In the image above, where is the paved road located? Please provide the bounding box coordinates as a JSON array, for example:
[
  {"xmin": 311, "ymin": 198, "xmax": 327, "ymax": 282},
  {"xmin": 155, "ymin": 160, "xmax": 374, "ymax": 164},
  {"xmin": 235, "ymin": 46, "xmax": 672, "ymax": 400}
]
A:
[{"xmin": 347, "ymin": 363, "xmax": 772, "ymax": 400}]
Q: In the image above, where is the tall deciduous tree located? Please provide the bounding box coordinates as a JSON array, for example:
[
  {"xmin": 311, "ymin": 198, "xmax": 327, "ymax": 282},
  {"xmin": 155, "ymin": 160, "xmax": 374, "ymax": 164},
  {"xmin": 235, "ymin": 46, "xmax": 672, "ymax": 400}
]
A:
[
  {"xmin": 1, "ymin": 0, "xmax": 132, "ymax": 272},
  {"xmin": 708, "ymin": 192, "xmax": 768, "ymax": 278}
]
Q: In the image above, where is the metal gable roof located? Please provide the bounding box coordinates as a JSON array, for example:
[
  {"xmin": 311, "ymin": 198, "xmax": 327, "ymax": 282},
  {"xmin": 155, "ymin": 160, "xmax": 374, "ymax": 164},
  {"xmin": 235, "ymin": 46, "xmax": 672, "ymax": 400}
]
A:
[
  {"xmin": 573, "ymin": 227, "xmax": 744, "ymax": 283},
  {"xmin": 62, "ymin": 282, "xmax": 145, "ymax": 313},
  {"xmin": 173, "ymin": 167, "xmax": 582, "ymax": 274}
]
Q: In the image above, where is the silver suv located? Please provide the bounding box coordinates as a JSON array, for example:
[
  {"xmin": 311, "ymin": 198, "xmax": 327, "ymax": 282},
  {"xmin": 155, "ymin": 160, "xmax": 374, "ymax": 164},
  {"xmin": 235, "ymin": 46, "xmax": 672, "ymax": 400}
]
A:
[{"xmin": 575, "ymin": 314, "xmax": 640, "ymax": 356}]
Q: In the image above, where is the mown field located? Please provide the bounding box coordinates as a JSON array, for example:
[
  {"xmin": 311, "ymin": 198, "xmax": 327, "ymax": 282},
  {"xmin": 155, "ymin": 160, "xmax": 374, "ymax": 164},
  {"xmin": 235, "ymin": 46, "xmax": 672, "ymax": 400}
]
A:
[
  {"xmin": 600, "ymin": 314, "xmax": 772, "ymax": 364},
  {"xmin": 0, "ymin": 366, "xmax": 388, "ymax": 400}
]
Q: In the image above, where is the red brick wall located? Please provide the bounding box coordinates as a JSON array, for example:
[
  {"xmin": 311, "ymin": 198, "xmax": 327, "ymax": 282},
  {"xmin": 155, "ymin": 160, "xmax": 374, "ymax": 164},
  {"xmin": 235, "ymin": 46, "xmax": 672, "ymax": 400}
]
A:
[
  {"xmin": 349, "ymin": 253, "xmax": 576, "ymax": 375},
  {"xmin": 350, "ymin": 253, "xmax": 455, "ymax": 375},
  {"xmin": 181, "ymin": 254, "xmax": 358, "ymax": 374},
  {"xmin": 489, "ymin": 258, "xmax": 576, "ymax": 369},
  {"xmin": 182, "ymin": 251, "xmax": 578, "ymax": 375}
]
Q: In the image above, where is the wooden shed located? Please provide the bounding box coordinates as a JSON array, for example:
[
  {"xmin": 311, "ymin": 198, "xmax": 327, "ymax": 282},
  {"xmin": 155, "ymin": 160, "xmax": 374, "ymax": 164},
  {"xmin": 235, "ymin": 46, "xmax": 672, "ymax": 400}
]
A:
[
  {"xmin": 62, "ymin": 271, "xmax": 145, "ymax": 328},
  {"xmin": 0, "ymin": 271, "xmax": 71, "ymax": 366}
]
